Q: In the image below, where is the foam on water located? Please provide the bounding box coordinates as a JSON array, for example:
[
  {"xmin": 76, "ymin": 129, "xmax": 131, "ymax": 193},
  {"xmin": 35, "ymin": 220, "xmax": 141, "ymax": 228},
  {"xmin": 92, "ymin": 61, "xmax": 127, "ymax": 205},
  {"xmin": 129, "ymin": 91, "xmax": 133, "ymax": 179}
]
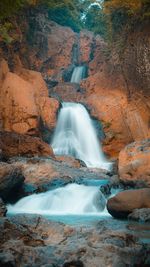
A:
[{"xmin": 7, "ymin": 183, "xmax": 108, "ymax": 216}]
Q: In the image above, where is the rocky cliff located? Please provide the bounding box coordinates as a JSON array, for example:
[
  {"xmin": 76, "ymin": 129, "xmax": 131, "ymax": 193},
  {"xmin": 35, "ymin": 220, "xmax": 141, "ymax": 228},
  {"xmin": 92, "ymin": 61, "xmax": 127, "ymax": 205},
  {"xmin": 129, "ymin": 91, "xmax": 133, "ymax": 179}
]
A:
[{"xmin": 80, "ymin": 28, "xmax": 150, "ymax": 158}]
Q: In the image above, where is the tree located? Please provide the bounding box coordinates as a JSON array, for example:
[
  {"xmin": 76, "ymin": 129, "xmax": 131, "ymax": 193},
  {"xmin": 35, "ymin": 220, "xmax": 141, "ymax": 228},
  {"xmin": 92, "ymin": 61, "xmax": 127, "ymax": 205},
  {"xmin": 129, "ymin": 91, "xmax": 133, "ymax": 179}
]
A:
[{"xmin": 83, "ymin": 4, "xmax": 107, "ymax": 37}]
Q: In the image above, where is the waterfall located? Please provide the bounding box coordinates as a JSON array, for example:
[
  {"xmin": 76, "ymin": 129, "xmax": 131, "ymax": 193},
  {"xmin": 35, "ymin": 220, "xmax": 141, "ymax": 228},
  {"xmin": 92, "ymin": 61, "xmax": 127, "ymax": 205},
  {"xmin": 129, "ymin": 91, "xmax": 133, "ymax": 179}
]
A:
[
  {"xmin": 7, "ymin": 183, "xmax": 106, "ymax": 215},
  {"xmin": 71, "ymin": 66, "xmax": 85, "ymax": 83},
  {"xmin": 51, "ymin": 102, "xmax": 111, "ymax": 170}
]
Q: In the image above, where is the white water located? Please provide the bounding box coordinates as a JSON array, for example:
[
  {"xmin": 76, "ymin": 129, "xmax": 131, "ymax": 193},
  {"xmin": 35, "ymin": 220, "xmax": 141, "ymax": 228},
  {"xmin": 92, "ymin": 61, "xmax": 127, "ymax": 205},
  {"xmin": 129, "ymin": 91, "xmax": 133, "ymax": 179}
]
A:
[
  {"xmin": 7, "ymin": 183, "xmax": 107, "ymax": 216},
  {"xmin": 51, "ymin": 102, "xmax": 111, "ymax": 170},
  {"xmin": 71, "ymin": 66, "xmax": 85, "ymax": 83}
]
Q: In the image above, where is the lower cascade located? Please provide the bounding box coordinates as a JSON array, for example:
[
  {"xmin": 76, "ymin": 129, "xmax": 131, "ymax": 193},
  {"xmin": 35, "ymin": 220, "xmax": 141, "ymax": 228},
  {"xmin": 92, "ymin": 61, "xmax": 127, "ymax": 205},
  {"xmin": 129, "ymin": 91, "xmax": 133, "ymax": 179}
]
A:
[
  {"xmin": 7, "ymin": 183, "xmax": 106, "ymax": 216},
  {"xmin": 51, "ymin": 102, "xmax": 111, "ymax": 170}
]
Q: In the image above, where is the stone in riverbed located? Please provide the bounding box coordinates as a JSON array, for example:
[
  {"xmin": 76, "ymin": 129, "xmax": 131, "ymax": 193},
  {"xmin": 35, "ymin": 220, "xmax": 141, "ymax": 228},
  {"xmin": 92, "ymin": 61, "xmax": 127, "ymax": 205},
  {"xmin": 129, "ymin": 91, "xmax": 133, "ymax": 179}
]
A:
[
  {"xmin": 0, "ymin": 162, "xmax": 25, "ymax": 201},
  {"xmin": 0, "ymin": 214, "xmax": 149, "ymax": 267},
  {"xmin": 107, "ymin": 188, "xmax": 150, "ymax": 219},
  {"xmin": 128, "ymin": 208, "xmax": 150, "ymax": 222}
]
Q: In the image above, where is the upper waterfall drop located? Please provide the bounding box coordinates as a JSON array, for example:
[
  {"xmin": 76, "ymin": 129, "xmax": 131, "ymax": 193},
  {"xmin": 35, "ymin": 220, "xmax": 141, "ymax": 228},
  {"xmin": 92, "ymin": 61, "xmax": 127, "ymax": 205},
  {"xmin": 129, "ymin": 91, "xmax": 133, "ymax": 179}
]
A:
[
  {"xmin": 51, "ymin": 102, "xmax": 111, "ymax": 170},
  {"xmin": 71, "ymin": 66, "xmax": 85, "ymax": 83}
]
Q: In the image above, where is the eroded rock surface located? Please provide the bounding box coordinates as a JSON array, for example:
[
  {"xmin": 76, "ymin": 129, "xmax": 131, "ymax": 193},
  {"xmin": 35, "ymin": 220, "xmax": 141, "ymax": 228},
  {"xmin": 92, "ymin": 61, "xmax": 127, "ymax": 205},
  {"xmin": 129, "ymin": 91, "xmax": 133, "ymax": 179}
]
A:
[
  {"xmin": 0, "ymin": 131, "xmax": 54, "ymax": 159},
  {"xmin": 118, "ymin": 139, "xmax": 150, "ymax": 186},
  {"xmin": 0, "ymin": 214, "xmax": 149, "ymax": 267}
]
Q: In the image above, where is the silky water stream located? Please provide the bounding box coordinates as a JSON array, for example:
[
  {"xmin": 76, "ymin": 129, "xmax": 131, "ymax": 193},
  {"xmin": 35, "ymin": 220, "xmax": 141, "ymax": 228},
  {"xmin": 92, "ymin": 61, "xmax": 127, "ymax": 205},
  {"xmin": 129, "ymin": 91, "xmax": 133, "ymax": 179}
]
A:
[{"xmin": 7, "ymin": 65, "xmax": 112, "ymax": 224}]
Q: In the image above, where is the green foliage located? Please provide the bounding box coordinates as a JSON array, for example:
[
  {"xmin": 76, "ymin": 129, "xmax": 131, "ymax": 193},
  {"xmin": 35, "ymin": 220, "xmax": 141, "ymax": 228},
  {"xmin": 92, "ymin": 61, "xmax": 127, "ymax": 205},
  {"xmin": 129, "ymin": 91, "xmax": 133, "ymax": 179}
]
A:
[
  {"xmin": 83, "ymin": 5, "xmax": 107, "ymax": 38},
  {"xmin": 103, "ymin": 0, "xmax": 150, "ymax": 27},
  {"xmin": 0, "ymin": 22, "xmax": 14, "ymax": 44},
  {"xmin": 0, "ymin": 0, "xmax": 25, "ymax": 20},
  {"xmin": 47, "ymin": 0, "xmax": 83, "ymax": 32},
  {"xmin": 0, "ymin": 0, "xmax": 149, "ymax": 45}
]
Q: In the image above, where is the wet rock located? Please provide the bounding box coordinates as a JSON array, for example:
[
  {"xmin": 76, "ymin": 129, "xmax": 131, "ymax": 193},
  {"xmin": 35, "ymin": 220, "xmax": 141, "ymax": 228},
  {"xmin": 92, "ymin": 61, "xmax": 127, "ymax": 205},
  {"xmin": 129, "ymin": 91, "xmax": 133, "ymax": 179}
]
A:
[
  {"xmin": 7, "ymin": 157, "xmax": 110, "ymax": 196},
  {"xmin": 0, "ymin": 162, "xmax": 24, "ymax": 201},
  {"xmin": 55, "ymin": 156, "xmax": 82, "ymax": 168},
  {"xmin": 62, "ymin": 64, "xmax": 74, "ymax": 82},
  {"xmin": 119, "ymin": 139, "xmax": 150, "ymax": 186},
  {"xmin": 0, "ymin": 131, "xmax": 54, "ymax": 159},
  {"xmin": 100, "ymin": 184, "xmax": 111, "ymax": 196},
  {"xmin": 128, "ymin": 208, "xmax": 150, "ymax": 222},
  {"xmin": 0, "ymin": 214, "xmax": 149, "ymax": 267},
  {"xmin": 107, "ymin": 188, "xmax": 150, "ymax": 219},
  {"xmin": 50, "ymin": 82, "xmax": 84, "ymax": 102},
  {"xmin": 0, "ymin": 198, "xmax": 7, "ymax": 216}
]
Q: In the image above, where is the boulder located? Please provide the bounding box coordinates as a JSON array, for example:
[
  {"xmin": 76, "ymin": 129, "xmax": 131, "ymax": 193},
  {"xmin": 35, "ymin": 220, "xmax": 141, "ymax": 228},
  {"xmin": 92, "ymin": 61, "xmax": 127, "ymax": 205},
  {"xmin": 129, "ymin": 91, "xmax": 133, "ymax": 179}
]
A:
[
  {"xmin": 107, "ymin": 188, "xmax": 150, "ymax": 219},
  {"xmin": 118, "ymin": 139, "xmax": 150, "ymax": 186},
  {"xmin": 0, "ymin": 163, "xmax": 24, "ymax": 200},
  {"xmin": 0, "ymin": 131, "xmax": 54, "ymax": 159},
  {"xmin": 8, "ymin": 157, "xmax": 110, "ymax": 196}
]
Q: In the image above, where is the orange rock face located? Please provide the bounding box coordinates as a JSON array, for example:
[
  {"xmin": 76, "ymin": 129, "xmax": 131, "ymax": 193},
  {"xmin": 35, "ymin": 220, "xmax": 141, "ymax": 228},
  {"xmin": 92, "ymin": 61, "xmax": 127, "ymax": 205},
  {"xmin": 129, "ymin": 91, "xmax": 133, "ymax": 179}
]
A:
[
  {"xmin": 23, "ymin": 18, "xmax": 77, "ymax": 80},
  {"xmin": 80, "ymin": 33, "xmax": 150, "ymax": 158},
  {"xmin": 0, "ymin": 60, "xmax": 59, "ymax": 136},
  {"xmin": 118, "ymin": 139, "xmax": 150, "ymax": 186},
  {"xmin": 0, "ymin": 131, "xmax": 54, "ymax": 158}
]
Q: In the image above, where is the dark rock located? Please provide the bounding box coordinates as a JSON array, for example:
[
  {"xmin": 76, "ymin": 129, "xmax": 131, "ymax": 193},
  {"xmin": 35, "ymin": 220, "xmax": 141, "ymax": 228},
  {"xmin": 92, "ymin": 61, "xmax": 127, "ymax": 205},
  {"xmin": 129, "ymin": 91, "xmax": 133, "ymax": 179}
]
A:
[
  {"xmin": 128, "ymin": 208, "xmax": 150, "ymax": 222},
  {"xmin": 0, "ymin": 163, "xmax": 25, "ymax": 201},
  {"xmin": 100, "ymin": 184, "xmax": 111, "ymax": 196},
  {"xmin": 0, "ymin": 198, "xmax": 7, "ymax": 216},
  {"xmin": 63, "ymin": 260, "xmax": 84, "ymax": 267},
  {"xmin": 62, "ymin": 64, "xmax": 74, "ymax": 82}
]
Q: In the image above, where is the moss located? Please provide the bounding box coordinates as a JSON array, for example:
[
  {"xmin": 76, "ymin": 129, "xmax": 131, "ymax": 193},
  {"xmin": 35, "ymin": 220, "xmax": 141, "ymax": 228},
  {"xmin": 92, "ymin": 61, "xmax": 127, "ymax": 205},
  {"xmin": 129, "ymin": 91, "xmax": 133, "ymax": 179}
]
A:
[{"xmin": 0, "ymin": 22, "xmax": 14, "ymax": 44}]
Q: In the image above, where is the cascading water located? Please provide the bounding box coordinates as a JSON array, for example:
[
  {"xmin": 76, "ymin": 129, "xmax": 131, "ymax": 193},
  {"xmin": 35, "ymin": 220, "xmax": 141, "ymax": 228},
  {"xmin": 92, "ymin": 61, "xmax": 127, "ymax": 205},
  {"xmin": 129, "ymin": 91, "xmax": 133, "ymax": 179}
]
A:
[
  {"xmin": 51, "ymin": 102, "xmax": 111, "ymax": 170},
  {"xmin": 7, "ymin": 183, "xmax": 107, "ymax": 216},
  {"xmin": 71, "ymin": 66, "xmax": 85, "ymax": 83}
]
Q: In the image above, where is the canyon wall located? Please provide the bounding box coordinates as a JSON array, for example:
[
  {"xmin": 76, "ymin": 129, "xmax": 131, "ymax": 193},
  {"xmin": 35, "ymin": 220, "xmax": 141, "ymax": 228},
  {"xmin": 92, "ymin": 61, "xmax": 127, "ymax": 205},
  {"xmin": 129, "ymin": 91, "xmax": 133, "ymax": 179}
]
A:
[{"xmin": 0, "ymin": 8, "xmax": 149, "ymax": 159}]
